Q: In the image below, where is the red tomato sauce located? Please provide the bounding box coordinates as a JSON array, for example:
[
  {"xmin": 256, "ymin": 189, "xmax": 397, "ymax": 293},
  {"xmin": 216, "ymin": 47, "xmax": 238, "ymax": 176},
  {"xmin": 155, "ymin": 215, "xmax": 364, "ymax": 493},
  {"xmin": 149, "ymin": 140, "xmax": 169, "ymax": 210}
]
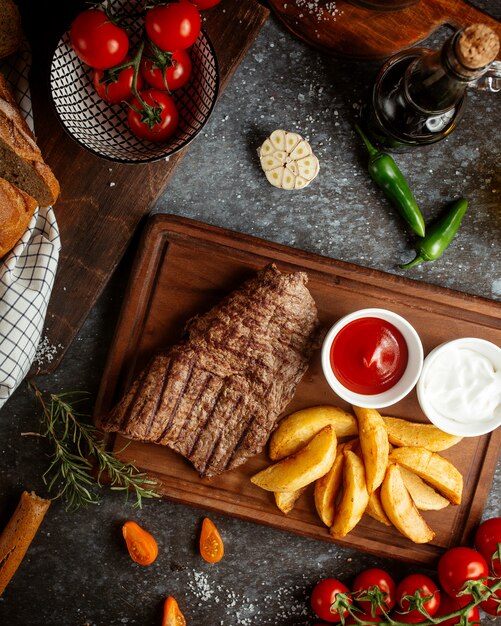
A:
[{"xmin": 330, "ymin": 317, "xmax": 408, "ymax": 395}]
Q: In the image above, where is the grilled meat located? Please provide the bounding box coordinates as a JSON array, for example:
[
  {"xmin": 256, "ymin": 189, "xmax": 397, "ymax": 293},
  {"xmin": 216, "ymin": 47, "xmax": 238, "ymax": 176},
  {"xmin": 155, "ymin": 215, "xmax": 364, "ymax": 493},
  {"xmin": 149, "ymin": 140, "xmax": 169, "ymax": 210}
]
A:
[{"xmin": 99, "ymin": 264, "xmax": 320, "ymax": 477}]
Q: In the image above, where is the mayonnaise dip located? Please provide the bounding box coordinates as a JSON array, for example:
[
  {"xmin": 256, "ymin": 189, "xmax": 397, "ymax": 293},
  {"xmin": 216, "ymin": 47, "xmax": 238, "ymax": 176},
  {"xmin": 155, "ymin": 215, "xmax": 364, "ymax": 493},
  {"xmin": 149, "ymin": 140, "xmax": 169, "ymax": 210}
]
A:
[{"xmin": 421, "ymin": 345, "xmax": 501, "ymax": 424}]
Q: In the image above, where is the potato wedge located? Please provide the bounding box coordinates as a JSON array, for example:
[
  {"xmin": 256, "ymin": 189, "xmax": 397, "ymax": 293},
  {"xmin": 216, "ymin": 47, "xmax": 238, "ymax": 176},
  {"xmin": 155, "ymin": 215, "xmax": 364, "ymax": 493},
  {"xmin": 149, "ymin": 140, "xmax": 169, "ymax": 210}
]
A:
[
  {"xmin": 399, "ymin": 466, "xmax": 449, "ymax": 511},
  {"xmin": 269, "ymin": 406, "xmax": 357, "ymax": 461},
  {"xmin": 382, "ymin": 416, "xmax": 462, "ymax": 452},
  {"xmin": 251, "ymin": 425, "xmax": 337, "ymax": 492},
  {"xmin": 314, "ymin": 440, "xmax": 358, "ymax": 527},
  {"xmin": 330, "ymin": 450, "xmax": 369, "ymax": 538},
  {"xmin": 380, "ymin": 464, "xmax": 435, "ymax": 544},
  {"xmin": 366, "ymin": 487, "xmax": 392, "ymax": 527},
  {"xmin": 274, "ymin": 487, "xmax": 307, "ymax": 514},
  {"xmin": 354, "ymin": 406, "xmax": 389, "ymax": 494},
  {"xmin": 389, "ymin": 446, "xmax": 463, "ymax": 505}
]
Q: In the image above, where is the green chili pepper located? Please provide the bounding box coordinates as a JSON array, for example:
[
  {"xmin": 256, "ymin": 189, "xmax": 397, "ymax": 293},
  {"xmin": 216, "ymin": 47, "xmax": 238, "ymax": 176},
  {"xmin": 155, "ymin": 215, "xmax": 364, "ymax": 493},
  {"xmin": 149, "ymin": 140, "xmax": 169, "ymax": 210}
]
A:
[
  {"xmin": 354, "ymin": 123, "xmax": 426, "ymax": 238},
  {"xmin": 401, "ymin": 198, "xmax": 468, "ymax": 269}
]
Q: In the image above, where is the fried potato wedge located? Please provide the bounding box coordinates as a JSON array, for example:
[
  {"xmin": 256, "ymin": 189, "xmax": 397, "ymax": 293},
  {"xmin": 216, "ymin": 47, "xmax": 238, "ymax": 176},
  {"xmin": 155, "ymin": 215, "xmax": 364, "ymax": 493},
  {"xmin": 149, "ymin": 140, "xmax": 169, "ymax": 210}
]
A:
[
  {"xmin": 380, "ymin": 464, "xmax": 435, "ymax": 544},
  {"xmin": 389, "ymin": 446, "xmax": 463, "ymax": 505},
  {"xmin": 251, "ymin": 425, "xmax": 337, "ymax": 492},
  {"xmin": 366, "ymin": 487, "xmax": 392, "ymax": 527},
  {"xmin": 399, "ymin": 466, "xmax": 449, "ymax": 511},
  {"xmin": 354, "ymin": 406, "xmax": 389, "ymax": 494},
  {"xmin": 330, "ymin": 450, "xmax": 369, "ymax": 539},
  {"xmin": 274, "ymin": 487, "xmax": 307, "ymax": 514},
  {"xmin": 269, "ymin": 406, "xmax": 357, "ymax": 461},
  {"xmin": 382, "ymin": 416, "xmax": 462, "ymax": 452},
  {"xmin": 314, "ymin": 440, "xmax": 357, "ymax": 527}
]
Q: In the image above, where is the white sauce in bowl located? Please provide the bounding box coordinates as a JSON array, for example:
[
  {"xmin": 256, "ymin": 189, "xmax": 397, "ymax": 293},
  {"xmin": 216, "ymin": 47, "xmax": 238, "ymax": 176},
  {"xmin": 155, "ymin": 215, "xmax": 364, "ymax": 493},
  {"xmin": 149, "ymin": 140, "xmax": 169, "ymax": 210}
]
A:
[{"xmin": 422, "ymin": 347, "xmax": 501, "ymax": 424}]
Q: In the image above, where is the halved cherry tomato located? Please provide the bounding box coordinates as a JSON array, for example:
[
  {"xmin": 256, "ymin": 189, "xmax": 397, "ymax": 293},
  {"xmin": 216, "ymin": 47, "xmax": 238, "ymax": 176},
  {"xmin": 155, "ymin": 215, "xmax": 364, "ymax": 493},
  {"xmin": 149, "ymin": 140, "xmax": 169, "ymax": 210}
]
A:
[
  {"xmin": 199, "ymin": 517, "xmax": 224, "ymax": 563},
  {"xmin": 437, "ymin": 547, "xmax": 488, "ymax": 600},
  {"xmin": 70, "ymin": 8, "xmax": 129, "ymax": 69},
  {"xmin": 434, "ymin": 592, "xmax": 480, "ymax": 625},
  {"xmin": 393, "ymin": 574, "xmax": 440, "ymax": 623},
  {"xmin": 122, "ymin": 520, "xmax": 158, "ymax": 565},
  {"xmin": 127, "ymin": 89, "xmax": 179, "ymax": 142},
  {"xmin": 140, "ymin": 49, "xmax": 192, "ymax": 91},
  {"xmin": 93, "ymin": 61, "xmax": 143, "ymax": 104},
  {"xmin": 162, "ymin": 596, "xmax": 186, "ymax": 626},
  {"xmin": 352, "ymin": 568, "xmax": 396, "ymax": 615},
  {"xmin": 145, "ymin": 1, "xmax": 201, "ymax": 52},
  {"xmin": 474, "ymin": 517, "xmax": 501, "ymax": 577},
  {"xmin": 311, "ymin": 578, "xmax": 352, "ymax": 623}
]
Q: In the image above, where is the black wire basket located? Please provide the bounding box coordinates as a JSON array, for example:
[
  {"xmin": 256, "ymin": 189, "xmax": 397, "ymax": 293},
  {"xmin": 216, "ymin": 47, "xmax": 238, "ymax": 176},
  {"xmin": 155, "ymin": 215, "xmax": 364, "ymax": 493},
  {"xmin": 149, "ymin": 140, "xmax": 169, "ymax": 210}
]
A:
[{"xmin": 50, "ymin": 0, "xmax": 219, "ymax": 164}]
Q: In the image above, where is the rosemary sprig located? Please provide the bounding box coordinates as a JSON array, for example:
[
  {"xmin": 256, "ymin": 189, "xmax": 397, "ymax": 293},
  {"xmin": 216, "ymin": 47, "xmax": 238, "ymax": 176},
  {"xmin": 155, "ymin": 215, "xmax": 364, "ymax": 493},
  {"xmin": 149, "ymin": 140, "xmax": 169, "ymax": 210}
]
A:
[{"xmin": 28, "ymin": 383, "xmax": 159, "ymax": 511}]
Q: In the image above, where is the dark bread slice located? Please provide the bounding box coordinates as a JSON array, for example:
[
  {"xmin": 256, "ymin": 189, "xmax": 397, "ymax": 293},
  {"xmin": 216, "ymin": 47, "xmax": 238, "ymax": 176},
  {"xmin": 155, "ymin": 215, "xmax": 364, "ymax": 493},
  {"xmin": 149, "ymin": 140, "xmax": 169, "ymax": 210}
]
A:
[
  {"xmin": 0, "ymin": 73, "xmax": 59, "ymax": 207},
  {"xmin": 0, "ymin": 0, "xmax": 23, "ymax": 60},
  {"xmin": 0, "ymin": 177, "xmax": 37, "ymax": 257}
]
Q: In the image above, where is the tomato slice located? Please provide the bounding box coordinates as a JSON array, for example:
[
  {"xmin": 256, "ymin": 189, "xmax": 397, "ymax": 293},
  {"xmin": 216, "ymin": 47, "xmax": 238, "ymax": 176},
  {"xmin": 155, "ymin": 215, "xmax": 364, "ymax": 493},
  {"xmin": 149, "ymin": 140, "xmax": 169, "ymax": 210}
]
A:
[
  {"xmin": 199, "ymin": 517, "xmax": 224, "ymax": 563},
  {"xmin": 162, "ymin": 596, "xmax": 186, "ymax": 626},
  {"xmin": 122, "ymin": 520, "xmax": 158, "ymax": 565}
]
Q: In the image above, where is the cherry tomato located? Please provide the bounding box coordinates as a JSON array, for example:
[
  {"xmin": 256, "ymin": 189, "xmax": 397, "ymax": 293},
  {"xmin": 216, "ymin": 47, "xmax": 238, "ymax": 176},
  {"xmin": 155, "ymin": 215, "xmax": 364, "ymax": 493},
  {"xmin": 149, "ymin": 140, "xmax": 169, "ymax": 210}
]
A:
[
  {"xmin": 191, "ymin": 0, "xmax": 223, "ymax": 8},
  {"xmin": 438, "ymin": 547, "xmax": 488, "ymax": 600},
  {"xmin": 434, "ymin": 592, "xmax": 480, "ymax": 625},
  {"xmin": 93, "ymin": 61, "xmax": 143, "ymax": 104},
  {"xmin": 480, "ymin": 585, "xmax": 501, "ymax": 617},
  {"xmin": 346, "ymin": 613, "xmax": 383, "ymax": 624},
  {"xmin": 162, "ymin": 596, "xmax": 186, "ymax": 626},
  {"xmin": 141, "ymin": 49, "xmax": 192, "ymax": 91},
  {"xmin": 122, "ymin": 520, "xmax": 158, "ymax": 565},
  {"xmin": 393, "ymin": 574, "xmax": 440, "ymax": 623},
  {"xmin": 474, "ymin": 517, "xmax": 501, "ymax": 576},
  {"xmin": 127, "ymin": 89, "xmax": 179, "ymax": 143},
  {"xmin": 199, "ymin": 517, "xmax": 224, "ymax": 563},
  {"xmin": 145, "ymin": 1, "xmax": 201, "ymax": 52},
  {"xmin": 352, "ymin": 568, "xmax": 396, "ymax": 615},
  {"xmin": 311, "ymin": 578, "xmax": 352, "ymax": 623},
  {"xmin": 70, "ymin": 8, "xmax": 129, "ymax": 69}
]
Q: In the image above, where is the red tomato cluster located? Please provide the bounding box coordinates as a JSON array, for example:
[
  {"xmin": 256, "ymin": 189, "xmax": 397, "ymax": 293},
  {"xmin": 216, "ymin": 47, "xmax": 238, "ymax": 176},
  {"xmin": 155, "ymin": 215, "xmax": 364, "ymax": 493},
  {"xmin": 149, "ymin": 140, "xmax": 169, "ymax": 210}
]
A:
[
  {"xmin": 310, "ymin": 517, "xmax": 501, "ymax": 624},
  {"xmin": 69, "ymin": 0, "xmax": 221, "ymax": 142}
]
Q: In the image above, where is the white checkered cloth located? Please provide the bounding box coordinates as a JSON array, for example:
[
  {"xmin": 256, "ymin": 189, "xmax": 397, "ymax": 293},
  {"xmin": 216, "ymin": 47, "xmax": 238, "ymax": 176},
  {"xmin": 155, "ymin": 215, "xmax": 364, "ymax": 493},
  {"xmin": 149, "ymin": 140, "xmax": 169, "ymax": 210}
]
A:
[{"xmin": 0, "ymin": 43, "xmax": 61, "ymax": 409}]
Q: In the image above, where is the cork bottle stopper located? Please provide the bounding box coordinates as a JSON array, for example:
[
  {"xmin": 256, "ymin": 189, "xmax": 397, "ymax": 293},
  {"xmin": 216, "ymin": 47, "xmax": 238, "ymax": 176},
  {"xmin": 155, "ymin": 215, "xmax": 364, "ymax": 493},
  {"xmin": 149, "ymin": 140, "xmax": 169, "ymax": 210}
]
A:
[{"xmin": 456, "ymin": 24, "xmax": 500, "ymax": 69}]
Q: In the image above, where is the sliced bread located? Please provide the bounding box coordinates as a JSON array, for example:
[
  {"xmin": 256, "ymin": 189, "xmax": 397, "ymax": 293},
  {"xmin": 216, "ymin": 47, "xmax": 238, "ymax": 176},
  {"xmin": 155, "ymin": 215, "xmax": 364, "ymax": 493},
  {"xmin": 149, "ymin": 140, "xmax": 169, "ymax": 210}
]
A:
[
  {"xmin": 0, "ymin": 177, "xmax": 37, "ymax": 257},
  {"xmin": 0, "ymin": 0, "xmax": 23, "ymax": 60},
  {"xmin": 0, "ymin": 72, "xmax": 59, "ymax": 207}
]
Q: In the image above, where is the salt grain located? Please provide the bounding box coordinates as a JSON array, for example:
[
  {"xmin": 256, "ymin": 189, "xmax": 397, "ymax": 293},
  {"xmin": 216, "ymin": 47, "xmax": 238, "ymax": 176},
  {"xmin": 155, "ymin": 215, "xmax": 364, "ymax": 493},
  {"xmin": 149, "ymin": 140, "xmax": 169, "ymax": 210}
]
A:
[{"xmin": 34, "ymin": 336, "xmax": 63, "ymax": 366}]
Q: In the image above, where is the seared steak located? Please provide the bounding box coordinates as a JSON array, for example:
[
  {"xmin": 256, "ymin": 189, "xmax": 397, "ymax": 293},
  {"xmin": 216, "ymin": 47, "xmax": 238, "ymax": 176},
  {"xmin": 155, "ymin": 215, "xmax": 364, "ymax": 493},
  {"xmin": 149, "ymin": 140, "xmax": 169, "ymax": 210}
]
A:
[{"xmin": 99, "ymin": 264, "xmax": 320, "ymax": 477}]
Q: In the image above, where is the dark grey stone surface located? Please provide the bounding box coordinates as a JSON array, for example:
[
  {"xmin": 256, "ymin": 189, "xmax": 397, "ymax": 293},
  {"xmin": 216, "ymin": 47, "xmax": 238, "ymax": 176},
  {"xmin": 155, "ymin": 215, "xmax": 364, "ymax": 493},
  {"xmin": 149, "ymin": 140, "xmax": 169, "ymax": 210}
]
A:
[{"xmin": 0, "ymin": 2, "xmax": 499, "ymax": 625}]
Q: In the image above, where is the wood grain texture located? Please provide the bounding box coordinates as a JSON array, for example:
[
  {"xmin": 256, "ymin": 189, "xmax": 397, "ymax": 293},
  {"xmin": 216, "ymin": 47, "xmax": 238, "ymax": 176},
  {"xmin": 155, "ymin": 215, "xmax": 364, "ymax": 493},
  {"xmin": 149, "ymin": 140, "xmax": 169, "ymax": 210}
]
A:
[
  {"xmin": 17, "ymin": 0, "xmax": 269, "ymax": 374},
  {"xmin": 94, "ymin": 214, "xmax": 501, "ymax": 565},
  {"xmin": 267, "ymin": 0, "xmax": 501, "ymax": 60}
]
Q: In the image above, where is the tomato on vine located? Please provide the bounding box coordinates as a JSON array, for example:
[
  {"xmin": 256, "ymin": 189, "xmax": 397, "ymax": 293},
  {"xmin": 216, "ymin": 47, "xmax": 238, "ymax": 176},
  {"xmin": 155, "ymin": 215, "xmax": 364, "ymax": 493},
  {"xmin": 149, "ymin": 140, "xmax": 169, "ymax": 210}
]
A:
[
  {"xmin": 127, "ymin": 89, "xmax": 179, "ymax": 142},
  {"xmin": 434, "ymin": 593, "xmax": 480, "ymax": 625},
  {"xmin": 474, "ymin": 517, "xmax": 501, "ymax": 576},
  {"xmin": 140, "ymin": 48, "xmax": 192, "ymax": 91},
  {"xmin": 311, "ymin": 578, "xmax": 352, "ymax": 623},
  {"xmin": 352, "ymin": 568, "xmax": 396, "ymax": 615},
  {"xmin": 93, "ymin": 61, "xmax": 143, "ymax": 104},
  {"xmin": 145, "ymin": 1, "xmax": 201, "ymax": 52},
  {"xmin": 70, "ymin": 8, "xmax": 129, "ymax": 69},
  {"xmin": 437, "ymin": 547, "xmax": 488, "ymax": 600},
  {"xmin": 393, "ymin": 574, "xmax": 440, "ymax": 623}
]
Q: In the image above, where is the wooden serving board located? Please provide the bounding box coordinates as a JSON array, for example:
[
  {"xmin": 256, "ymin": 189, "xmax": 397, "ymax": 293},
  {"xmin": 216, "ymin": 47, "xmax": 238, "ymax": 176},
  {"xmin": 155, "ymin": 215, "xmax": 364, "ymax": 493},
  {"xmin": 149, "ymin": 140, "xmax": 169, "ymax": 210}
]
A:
[
  {"xmin": 267, "ymin": 0, "xmax": 501, "ymax": 60},
  {"xmin": 17, "ymin": 0, "xmax": 269, "ymax": 374},
  {"xmin": 95, "ymin": 214, "xmax": 501, "ymax": 565}
]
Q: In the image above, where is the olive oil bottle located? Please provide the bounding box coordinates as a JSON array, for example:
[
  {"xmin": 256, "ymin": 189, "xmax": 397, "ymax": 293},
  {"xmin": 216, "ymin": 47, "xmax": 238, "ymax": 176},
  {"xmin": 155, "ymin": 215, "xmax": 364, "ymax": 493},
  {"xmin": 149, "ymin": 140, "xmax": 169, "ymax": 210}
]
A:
[{"xmin": 364, "ymin": 24, "xmax": 500, "ymax": 148}]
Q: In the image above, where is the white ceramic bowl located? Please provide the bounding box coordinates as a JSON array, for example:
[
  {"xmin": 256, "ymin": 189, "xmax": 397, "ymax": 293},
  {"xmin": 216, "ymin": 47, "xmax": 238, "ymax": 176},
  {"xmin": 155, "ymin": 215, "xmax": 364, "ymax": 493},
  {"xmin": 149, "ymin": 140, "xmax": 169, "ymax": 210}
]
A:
[
  {"xmin": 321, "ymin": 308, "xmax": 423, "ymax": 409},
  {"xmin": 417, "ymin": 337, "xmax": 501, "ymax": 437}
]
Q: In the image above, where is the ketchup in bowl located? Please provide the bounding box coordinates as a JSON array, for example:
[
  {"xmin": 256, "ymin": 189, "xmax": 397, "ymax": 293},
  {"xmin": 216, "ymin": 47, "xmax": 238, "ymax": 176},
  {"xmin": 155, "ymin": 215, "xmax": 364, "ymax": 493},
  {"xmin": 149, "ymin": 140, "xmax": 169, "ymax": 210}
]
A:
[
  {"xmin": 330, "ymin": 317, "xmax": 409, "ymax": 395},
  {"xmin": 321, "ymin": 308, "xmax": 423, "ymax": 409}
]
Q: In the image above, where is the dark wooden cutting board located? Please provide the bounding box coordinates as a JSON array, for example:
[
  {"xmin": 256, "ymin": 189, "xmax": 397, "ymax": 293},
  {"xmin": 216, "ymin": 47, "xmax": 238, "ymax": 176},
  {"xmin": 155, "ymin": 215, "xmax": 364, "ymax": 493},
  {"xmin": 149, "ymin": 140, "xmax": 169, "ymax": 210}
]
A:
[
  {"xmin": 267, "ymin": 0, "xmax": 501, "ymax": 60},
  {"xmin": 94, "ymin": 214, "xmax": 501, "ymax": 565},
  {"xmin": 17, "ymin": 0, "xmax": 269, "ymax": 374}
]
